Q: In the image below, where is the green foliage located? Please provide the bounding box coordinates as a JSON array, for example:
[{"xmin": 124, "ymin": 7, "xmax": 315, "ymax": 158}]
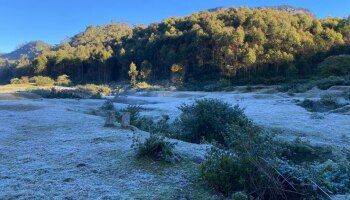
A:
[
  {"xmin": 76, "ymin": 84, "xmax": 112, "ymax": 97},
  {"xmin": 10, "ymin": 76, "xmax": 29, "ymax": 84},
  {"xmin": 286, "ymin": 64, "xmax": 299, "ymax": 78},
  {"xmin": 132, "ymin": 134, "xmax": 178, "ymax": 163},
  {"xmin": 29, "ymin": 88, "xmax": 83, "ymax": 99},
  {"xmin": 177, "ymin": 99, "xmax": 247, "ymax": 144},
  {"xmin": 135, "ymin": 115, "xmax": 172, "ymax": 135},
  {"xmin": 279, "ymin": 75, "xmax": 350, "ymax": 93},
  {"xmin": 128, "ymin": 62, "xmax": 139, "ymax": 86},
  {"xmin": 28, "ymin": 85, "xmax": 112, "ymax": 99},
  {"xmin": 100, "ymin": 99, "xmax": 115, "ymax": 111},
  {"xmin": 280, "ymin": 138, "xmax": 333, "ymax": 163},
  {"xmin": 139, "ymin": 60, "xmax": 152, "ymax": 81},
  {"xmin": 231, "ymin": 192, "xmax": 250, "ymax": 200},
  {"xmin": 318, "ymin": 55, "xmax": 350, "ymax": 77},
  {"xmin": 201, "ymin": 124, "xmax": 350, "ymax": 199},
  {"xmin": 176, "ymin": 98, "xmax": 350, "ymax": 198},
  {"xmin": 298, "ymin": 95, "xmax": 344, "ymax": 112},
  {"xmin": 171, "ymin": 64, "xmax": 184, "ymax": 86},
  {"xmin": 116, "ymin": 105, "xmax": 141, "ymax": 125},
  {"xmin": 4, "ymin": 8, "xmax": 350, "ymax": 85},
  {"xmin": 1, "ymin": 41, "xmax": 50, "ymax": 60},
  {"xmin": 56, "ymin": 74, "xmax": 72, "ymax": 86},
  {"xmin": 201, "ymin": 148, "xmax": 246, "ymax": 196},
  {"xmin": 10, "ymin": 78, "xmax": 20, "ymax": 84},
  {"xmin": 29, "ymin": 76, "xmax": 55, "ymax": 86}
]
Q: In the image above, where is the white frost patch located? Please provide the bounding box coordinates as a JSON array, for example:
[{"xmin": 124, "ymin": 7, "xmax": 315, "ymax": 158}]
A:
[
  {"xmin": 114, "ymin": 90, "xmax": 350, "ymax": 148},
  {"xmin": 0, "ymin": 98, "xmax": 207, "ymax": 199}
]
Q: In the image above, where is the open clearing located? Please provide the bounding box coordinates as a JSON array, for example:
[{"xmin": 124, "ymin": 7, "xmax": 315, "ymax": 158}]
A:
[
  {"xmin": 0, "ymin": 88, "xmax": 349, "ymax": 199},
  {"xmin": 114, "ymin": 89, "xmax": 350, "ymax": 149}
]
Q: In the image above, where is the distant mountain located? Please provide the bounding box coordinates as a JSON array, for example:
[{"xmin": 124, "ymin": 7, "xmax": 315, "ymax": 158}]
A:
[
  {"xmin": 207, "ymin": 7, "xmax": 229, "ymax": 12},
  {"xmin": 0, "ymin": 41, "xmax": 51, "ymax": 60}
]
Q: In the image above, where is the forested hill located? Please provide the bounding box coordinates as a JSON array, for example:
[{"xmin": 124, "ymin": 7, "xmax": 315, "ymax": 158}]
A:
[
  {"xmin": 2, "ymin": 6, "xmax": 350, "ymax": 85},
  {"xmin": 209, "ymin": 5, "xmax": 315, "ymax": 17},
  {"xmin": 259, "ymin": 5, "xmax": 315, "ymax": 17},
  {"xmin": 0, "ymin": 41, "xmax": 51, "ymax": 60}
]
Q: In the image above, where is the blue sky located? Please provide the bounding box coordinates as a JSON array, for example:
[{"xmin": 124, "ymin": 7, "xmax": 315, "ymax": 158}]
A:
[{"xmin": 0, "ymin": 0, "xmax": 349, "ymax": 53}]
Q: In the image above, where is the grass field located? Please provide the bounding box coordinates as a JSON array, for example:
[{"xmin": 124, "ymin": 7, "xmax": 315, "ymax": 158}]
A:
[{"xmin": 0, "ymin": 84, "xmax": 50, "ymax": 93}]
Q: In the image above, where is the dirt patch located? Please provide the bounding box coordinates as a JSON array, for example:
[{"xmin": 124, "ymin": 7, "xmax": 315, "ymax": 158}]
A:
[{"xmin": 0, "ymin": 104, "xmax": 43, "ymax": 111}]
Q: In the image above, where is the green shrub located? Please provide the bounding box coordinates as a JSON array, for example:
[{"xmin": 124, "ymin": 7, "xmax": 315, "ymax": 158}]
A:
[
  {"xmin": 28, "ymin": 88, "xmax": 82, "ymax": 98},
  {"xmin": 100, "ymin": 100, "xmax": 115, "ymax": 111},
  {"xmin": 176, "ymin": 99, "xmax": 248, "ymax": 144},
  {"xmin": 280, "ymin": 138, "xmax": 333, "ymax": 164},
  {"xmin": 56, "ymin": 74, "xmax": 72, "ymax": 86},
  {"xmin": 29, "ymin": 86, "xmax": 112, "ymax": 99},
  {"xmin": 298, "ymin": 95, "xmax": 343, "ymax": 112},
  {"xmin": 30, "ymin": 76, "xmax": 55, "ymax": 86},
  {"xmin": 132, "ymin": 134, "xmax": 179, "ymax": 163},
  {"xmin": 10, "ymin": 76, "xmax": 30, "ymax": 84},
  {"xmin": 201, "ymin": 148, "xmax": 246, "ymax": 196},
  {"xmin": 279, "ymin": 158, "xmax": 350, "ymax": 196},
  {"xmin": 201, "ymin": 128, "xmax": 350, "ymax": 199},
  {"xmin": 318, "ymin": 55, "xmax": 350, "ymax": 77},
  {"xmin": 76, "ymin": 84, "xmax": 112, "ymax": 98},
  {"xmin": 10, "ymin": 78, "xmax": 20, "ymax": 84},
  {"xmin": 231, "ymin": 192, "xmax": 250, "ymax": 200},
  {"xmin": 116, "ymin": 105, "xmax": 141, "ymax": 125}
]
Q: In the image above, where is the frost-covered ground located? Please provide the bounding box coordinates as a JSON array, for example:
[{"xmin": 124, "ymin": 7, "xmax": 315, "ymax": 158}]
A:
[
  {"xmin": 114, "ymin": 89, "xmax": 350, "ymax": 149},
  {"xmin": 0, "ymin": 96, "xmax": 210, "ymax": 199},
  {"xmin": 1, "ymin": 88, "xmax": 350, "ymax": 199}
]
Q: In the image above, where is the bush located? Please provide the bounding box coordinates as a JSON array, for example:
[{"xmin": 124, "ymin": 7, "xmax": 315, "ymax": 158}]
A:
[
  {"xmin": 195, "ymin": 101, "xmax": 350, "ymax": 198},
  {"xmin": 298, "ymin": 95, "xmax": 343, "ymax": 112},
  {"xmin": 280, "ymin": 138, "xmax": 333, "ymax": 164},
  {"xmin": 116, "ymin": 105, "xmax": 141, "ymax": 125},
  {"xmin": 231, "ymin": 192, "xmax": 250, "ymax": 200},
  {"xmin": 10, "ymin": 76, "xmax": 29, "ymax": 84},
  {"xmin": 30, "ymin": 76, "xmax": 55, "ymax": 86},
  {"xmin": 29, "ymin": 86, "xmax": 112, "ymax": 99},
  {"xmin": 176, "ymin": 99, "xmax": 248, "ymax": 144},
  {"xmin": 28, "ymin": 88, "xmax": 82, "ymax": 98},
  {"xmin": 132, "ymin": 134, "xmax": 179, "ymax": 163},
  {"xmin": 56, "ymin": 74, "xmax": 72, "ymax": 86},
  {"xmin": 10, "ymin": 78, "xmax": 20, "ymax": 84},
  {"xmin": 201, "ymin": 128, "xmax": 350, "ymax": 199},
  {"xmin": 100, "ymin": 100, "xmax": 115, "ymax": 111},
  {"xmin": 76, "ymin": 84, "xmax": 112, "ymax": 98},
  {"xmin": 318, "ymin": 55, "xmax": 350, "ymax": 77},
  {"xmin": 201, "ymin": 148, "xmax": 246, "ymax": 196},
  {"xmin": 134, "ymin": 81, "xmax": 163, "ymax": 90}
]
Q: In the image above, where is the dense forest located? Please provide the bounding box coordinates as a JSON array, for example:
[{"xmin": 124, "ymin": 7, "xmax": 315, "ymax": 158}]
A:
[{"xmin": 1, "ymin": 6, "xmax": 350, "ymax": 85}]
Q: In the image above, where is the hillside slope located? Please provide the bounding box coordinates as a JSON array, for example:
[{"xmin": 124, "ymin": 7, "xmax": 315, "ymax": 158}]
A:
[{"xmin": 0, "ymin": 41, "xmax": 51, "ymax": 60}]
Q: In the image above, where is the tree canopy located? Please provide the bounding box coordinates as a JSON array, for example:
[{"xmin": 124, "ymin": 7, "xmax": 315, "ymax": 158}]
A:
[{"xmin": 2, "ymin": 7, "xmax": 350, "ymax": 85}]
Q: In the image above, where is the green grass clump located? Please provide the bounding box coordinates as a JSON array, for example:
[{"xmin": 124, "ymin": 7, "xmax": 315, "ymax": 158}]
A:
[
  {"xmin": 55, "ymin": 74, "xmax": 72, "ymax": 86},
  {"xmin": 10, "ymin": 76, "xmax": 29, "ymax": 84},
  {"xmin": 132, "ymin": 134, "xmax": 179, "ymax": 163},
  {"xmin": 100, "ymin": 99, "xmax": 115, "ymax": 111},
  {"xmin": 298, "ymin": 95, "xmax": 344, "ymax": 112},
  {"xmin": 76, "ymin": 84, "xmax": 112, "ymax": 97},
  {"xmin": 30, "ymin": 76, "xmax": 55, "ymax": 86}
]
